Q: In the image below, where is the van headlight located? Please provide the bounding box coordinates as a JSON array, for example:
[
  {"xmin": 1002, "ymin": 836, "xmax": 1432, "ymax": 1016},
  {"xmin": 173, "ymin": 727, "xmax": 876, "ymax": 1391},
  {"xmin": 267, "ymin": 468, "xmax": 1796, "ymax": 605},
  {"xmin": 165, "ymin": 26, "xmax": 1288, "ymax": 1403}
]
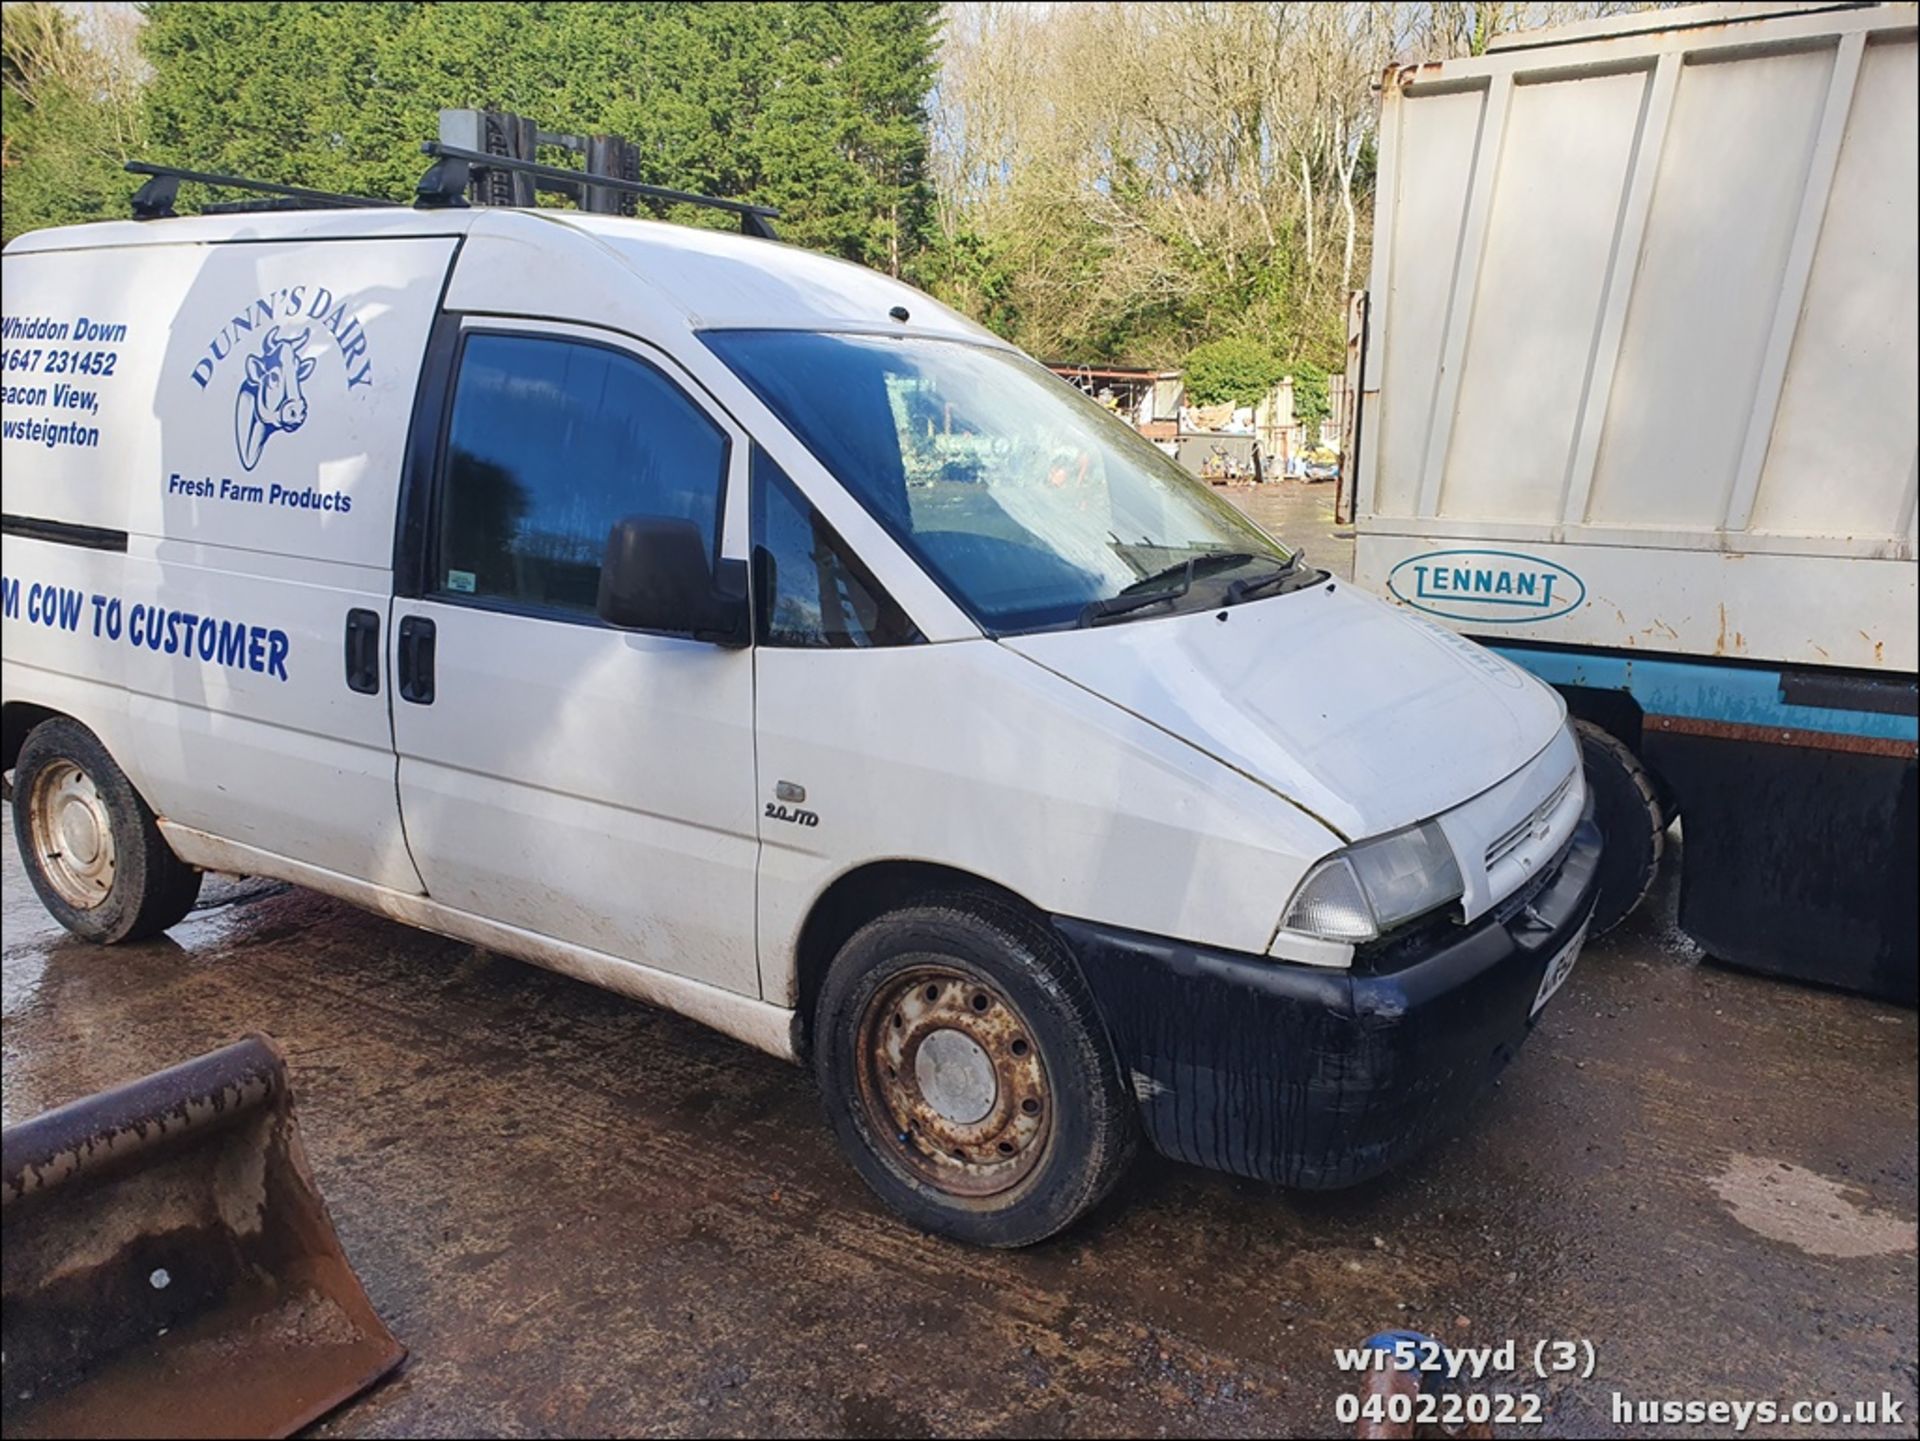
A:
[{"xmin": 1281, "ymin": 821, "xmax": 1464, "ymax": 942}]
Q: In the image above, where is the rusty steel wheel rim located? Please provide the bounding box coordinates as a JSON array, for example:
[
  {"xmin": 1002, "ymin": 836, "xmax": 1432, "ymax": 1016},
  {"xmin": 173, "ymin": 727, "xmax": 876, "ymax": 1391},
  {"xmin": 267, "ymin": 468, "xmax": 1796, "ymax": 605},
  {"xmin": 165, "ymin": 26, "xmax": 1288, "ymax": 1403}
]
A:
[
  {"xmin": 854, "ymin": 963, "xmax": 1052, "ymax": 1200},
  {"xmin": 28, "ymin": 759, "xmax": 117, "ymax": 910}
]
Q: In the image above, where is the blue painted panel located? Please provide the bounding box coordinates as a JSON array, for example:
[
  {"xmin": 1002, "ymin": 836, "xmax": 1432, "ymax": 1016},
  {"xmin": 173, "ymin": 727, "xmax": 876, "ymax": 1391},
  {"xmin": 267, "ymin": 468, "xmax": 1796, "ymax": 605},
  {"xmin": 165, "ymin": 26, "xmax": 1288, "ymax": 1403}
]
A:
[{"xmin": 1491, "ymin": 647, "xmax": 1919, "ymax": 743}]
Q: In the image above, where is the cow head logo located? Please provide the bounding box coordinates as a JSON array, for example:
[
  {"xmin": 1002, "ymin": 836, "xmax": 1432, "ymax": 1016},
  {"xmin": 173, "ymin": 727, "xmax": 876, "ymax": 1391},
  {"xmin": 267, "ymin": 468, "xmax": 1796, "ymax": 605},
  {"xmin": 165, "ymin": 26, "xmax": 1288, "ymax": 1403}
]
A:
[{"xmin": 234, "ymin": 326, "xmax": 316, "ymax": 472}]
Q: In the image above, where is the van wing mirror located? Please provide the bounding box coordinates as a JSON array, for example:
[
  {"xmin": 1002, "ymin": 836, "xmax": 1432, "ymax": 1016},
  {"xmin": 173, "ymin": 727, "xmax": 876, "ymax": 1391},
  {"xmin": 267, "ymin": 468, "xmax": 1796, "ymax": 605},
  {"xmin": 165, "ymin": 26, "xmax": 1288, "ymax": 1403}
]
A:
[{"xmin": 596, "ymin": 515, "xmax": 748, "ymax": 647}]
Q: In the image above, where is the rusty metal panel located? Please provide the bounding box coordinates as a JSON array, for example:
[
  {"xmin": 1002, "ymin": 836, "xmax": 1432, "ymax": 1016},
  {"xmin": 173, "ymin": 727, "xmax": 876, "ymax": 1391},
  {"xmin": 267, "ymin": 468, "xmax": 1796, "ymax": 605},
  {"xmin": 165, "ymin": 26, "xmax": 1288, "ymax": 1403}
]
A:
[{"xmin": 1, "ymin": 1036, "xmax": 404, "ymax": 1439}]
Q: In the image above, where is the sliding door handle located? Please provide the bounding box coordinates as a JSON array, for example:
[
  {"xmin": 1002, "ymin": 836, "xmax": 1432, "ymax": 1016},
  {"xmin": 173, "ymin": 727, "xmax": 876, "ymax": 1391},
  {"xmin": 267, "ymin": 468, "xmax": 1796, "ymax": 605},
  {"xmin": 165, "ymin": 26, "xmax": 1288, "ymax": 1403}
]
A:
[{"xmin": 344, "ymin": 608, "xmax": 381, "ymax": 695}]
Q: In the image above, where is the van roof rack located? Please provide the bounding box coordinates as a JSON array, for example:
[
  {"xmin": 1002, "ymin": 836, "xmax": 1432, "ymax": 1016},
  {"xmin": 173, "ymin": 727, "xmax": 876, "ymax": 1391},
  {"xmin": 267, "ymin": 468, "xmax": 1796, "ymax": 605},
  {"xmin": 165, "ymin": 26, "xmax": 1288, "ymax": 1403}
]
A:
[
  {"xmin": 124, "ymin": 139, "xmax": 781, "ymax": 240},
  {"xmin": 413, "ymin": 141, "xmax": 781, "ymax": 239},
  {"xmin": 126, "ymin": 161, "xmax": 399, "ymax": 221}
]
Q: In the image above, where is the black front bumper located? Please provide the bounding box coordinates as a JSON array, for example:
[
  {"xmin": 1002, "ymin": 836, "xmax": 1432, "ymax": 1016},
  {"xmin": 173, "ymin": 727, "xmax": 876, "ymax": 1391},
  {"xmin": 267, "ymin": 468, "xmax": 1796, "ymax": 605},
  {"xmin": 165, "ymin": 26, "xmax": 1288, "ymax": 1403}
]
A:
[{"xmin": 1054, "ymin": 818, "xmax": 1602, "ymax": 1189}]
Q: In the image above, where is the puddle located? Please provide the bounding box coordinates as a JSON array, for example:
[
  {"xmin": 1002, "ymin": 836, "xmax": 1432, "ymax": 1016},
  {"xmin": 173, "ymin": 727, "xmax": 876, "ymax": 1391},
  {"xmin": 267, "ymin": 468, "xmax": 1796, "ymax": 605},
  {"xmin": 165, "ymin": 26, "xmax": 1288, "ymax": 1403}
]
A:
[{"xmin": 1709, "ymin": 1153, "xmax": 1918, "ymax": 1259}]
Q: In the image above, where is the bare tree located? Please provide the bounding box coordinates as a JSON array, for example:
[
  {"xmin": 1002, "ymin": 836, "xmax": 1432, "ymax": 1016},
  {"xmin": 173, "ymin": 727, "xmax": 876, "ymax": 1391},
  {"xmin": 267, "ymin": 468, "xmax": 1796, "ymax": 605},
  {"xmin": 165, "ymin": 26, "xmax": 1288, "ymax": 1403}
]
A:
[{"xmin": 929, "ymin": 1, "xmax": 1668, "ymax": 365}]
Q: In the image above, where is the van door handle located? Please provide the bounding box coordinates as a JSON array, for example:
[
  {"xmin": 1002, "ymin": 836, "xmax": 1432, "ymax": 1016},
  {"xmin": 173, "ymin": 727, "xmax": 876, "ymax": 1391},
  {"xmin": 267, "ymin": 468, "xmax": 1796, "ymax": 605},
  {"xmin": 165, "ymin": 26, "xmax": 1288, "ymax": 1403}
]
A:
[
  {"xmin": 397, "ymin": 615, "xmax": 435, "ymax": 705},
  {"xmin": 344, "ymin": 608, "xmax": 381, "ymax": 695}
]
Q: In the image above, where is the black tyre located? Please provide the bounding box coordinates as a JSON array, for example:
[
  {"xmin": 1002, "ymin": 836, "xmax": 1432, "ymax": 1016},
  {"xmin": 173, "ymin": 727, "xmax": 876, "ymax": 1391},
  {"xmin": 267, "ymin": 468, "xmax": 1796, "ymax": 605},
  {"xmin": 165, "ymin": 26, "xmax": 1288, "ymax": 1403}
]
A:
[
  {"xmin": 1577, "ymin": 719, "xmax": 1663, "ymax": 935},
  {"xmin": 11, "ymin": 717, "xmax": 201, "ymax": 943},
  {"xmin": 814, "ymin": 894, "xmax": 1137, "ymax": 1247}
]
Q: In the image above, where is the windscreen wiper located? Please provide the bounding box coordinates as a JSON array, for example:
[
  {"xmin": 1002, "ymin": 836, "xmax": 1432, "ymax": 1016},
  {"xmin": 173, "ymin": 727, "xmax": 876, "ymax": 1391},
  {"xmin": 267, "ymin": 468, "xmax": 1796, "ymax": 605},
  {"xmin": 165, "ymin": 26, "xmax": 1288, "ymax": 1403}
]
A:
[
  {"xmin": 1079, "ymin": 564, "xmax": 1192, "ymax": 625},
  {"xmin": 1078, "ymin": 551, "xmax": 1256, "ymax": 627},
  {"xmin": 1224, "ymin": 550, "xmax": 1308, "ymax": 605}
]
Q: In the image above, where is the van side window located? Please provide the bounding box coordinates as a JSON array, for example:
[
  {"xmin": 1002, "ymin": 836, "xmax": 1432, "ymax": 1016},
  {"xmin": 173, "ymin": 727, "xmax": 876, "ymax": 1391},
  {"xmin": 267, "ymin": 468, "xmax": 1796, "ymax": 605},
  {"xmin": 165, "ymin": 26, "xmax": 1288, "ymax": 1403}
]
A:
[
  {"xmin": 751, "ymin": 447, "xmax": 920, "ymax": 648},
  {"xmin": 436, "ymin": 333, "xmax": 728, "ymax": 615}
]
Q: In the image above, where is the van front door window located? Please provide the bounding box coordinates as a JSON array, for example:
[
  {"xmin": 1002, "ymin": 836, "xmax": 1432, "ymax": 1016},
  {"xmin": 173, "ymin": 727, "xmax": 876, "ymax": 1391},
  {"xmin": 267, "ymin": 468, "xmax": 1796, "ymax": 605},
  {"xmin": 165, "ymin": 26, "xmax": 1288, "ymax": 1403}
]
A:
[{"xmin": 437, "ymin": 333, "xmax": 728, "ymax": 614}]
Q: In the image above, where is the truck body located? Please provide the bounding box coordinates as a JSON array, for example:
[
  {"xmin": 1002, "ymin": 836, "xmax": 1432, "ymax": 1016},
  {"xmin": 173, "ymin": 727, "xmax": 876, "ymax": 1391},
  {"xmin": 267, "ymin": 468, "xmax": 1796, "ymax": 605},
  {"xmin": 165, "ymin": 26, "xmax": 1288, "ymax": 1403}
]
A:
[{"xmin": 1353, "ymin": 0, "xmax": 1918, "ymax": 1000}]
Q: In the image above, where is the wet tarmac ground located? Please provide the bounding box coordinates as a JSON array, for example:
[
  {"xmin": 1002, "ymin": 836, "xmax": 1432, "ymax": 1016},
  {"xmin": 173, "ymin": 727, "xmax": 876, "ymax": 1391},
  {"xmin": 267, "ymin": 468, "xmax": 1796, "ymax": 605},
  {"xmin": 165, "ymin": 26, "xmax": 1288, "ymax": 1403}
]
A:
[
  {"xmin": 3, "ymin": 483, "xmax": 1915, "ymax": 1438},
  {"xmin": 7, "ymin": 827, "xmax": 1916, "ymax": 1437},
  {"xmin": 1218, "ymin": 475, "xmax": 1356, "ymax": 582}
]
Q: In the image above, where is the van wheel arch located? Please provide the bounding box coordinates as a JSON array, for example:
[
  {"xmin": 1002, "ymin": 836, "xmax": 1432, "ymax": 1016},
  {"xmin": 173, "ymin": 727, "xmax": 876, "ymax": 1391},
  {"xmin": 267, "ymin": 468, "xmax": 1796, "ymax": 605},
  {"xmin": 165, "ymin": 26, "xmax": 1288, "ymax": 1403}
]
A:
[
  {"xmin": 792, "ymin": 861, "xmax": 1049, "ymax": 1061},
  {"xmin": 3, "ymin": 701, "xmax": 66, "ymax": 787}
]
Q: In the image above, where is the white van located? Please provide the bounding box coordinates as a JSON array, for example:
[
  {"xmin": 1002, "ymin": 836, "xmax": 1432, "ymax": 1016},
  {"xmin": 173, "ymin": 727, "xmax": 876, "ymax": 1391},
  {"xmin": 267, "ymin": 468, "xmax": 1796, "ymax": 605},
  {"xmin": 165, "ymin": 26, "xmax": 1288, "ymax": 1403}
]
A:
[{"xmin": 1, "ymin": 194, "xmax": 1598, "ymax": 1245}]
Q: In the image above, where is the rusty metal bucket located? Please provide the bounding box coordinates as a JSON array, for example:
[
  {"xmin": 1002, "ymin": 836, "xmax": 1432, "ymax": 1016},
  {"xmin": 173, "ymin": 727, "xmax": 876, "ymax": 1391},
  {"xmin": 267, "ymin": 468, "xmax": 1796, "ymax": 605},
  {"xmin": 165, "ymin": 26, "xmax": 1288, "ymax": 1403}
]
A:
[{"xmin": 2, "ymin": 1035, "xmax": 405, "ymax": 1439}]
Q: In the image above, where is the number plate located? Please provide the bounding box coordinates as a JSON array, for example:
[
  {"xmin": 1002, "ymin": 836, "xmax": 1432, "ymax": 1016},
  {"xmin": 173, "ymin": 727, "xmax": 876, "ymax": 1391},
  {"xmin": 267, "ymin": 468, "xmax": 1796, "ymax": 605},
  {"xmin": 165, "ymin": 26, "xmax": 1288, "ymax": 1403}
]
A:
[{"xmin": 1531, "ymin": 922, "xmax": 1588, "ymax": 1017}]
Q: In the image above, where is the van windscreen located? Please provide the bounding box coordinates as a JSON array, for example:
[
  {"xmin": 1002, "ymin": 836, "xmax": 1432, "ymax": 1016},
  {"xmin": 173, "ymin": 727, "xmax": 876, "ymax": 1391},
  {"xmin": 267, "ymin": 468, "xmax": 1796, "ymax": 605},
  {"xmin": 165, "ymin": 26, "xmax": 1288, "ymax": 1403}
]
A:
[{"xmin": 703, "ymin": 330, "xmax": 1296, "ymax": 634}]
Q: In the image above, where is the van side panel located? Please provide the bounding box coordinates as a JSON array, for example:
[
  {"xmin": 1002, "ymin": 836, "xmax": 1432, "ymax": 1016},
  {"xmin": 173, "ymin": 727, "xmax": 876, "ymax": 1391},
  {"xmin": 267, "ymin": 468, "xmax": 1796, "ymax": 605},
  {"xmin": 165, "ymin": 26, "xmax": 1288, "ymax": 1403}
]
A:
[
  {"xmin": 2, "ymin": 238, "xmax": 455, "ymax": 891},
  {"xmin": 2, "ymin": 544, "xmax": 138, "ymax": 768},
  {"xmin": 753, "ymin": 639, "xmax": 1341, "ymax": 1004}
]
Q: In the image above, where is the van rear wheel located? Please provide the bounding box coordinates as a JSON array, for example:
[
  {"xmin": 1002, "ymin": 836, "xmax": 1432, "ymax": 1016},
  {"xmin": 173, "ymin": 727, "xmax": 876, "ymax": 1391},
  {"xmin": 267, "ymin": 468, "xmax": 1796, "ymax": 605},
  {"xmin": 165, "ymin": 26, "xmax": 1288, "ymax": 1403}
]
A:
[
  {"xmin": 12, "ymin": 718, "xmax": 201, "ymax": 943},
  {"xmin": 814, "ymin": 896, "xmax": 1136, "ymax": 1247}
]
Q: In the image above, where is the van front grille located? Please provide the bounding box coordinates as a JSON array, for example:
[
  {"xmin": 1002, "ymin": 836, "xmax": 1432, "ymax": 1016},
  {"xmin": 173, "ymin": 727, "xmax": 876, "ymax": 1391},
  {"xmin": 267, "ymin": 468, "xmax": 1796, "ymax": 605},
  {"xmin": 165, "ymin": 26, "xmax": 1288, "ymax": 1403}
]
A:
[{"xmin": 1485, "ymin": 769, "xmax": 1574, "ymax": 871}]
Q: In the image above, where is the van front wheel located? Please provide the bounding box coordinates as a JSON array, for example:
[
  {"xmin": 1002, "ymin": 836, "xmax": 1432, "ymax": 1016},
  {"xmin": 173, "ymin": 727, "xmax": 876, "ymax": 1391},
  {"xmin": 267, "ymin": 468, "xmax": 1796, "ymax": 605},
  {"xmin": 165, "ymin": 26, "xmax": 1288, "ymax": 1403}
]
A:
[
  {"xmin": 814, "ymin": 897, "xmax": 1136, "ymax": 1247},
  {"xmin": 11, "ymin": 717, "xmax": 201, "ymax": 943}
]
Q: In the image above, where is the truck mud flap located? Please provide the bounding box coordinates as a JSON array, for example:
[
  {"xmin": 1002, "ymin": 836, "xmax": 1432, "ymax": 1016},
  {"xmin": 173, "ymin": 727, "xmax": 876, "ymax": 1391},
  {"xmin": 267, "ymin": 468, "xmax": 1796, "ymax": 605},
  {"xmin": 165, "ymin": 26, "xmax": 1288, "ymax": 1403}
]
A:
[
  {"xmin": 1643, "ymin": 729, "xmax": 1918, "ymax": 1006},
  {"xmin": 1, "ymin": 1035, "xmax": 404, "ymax": 1438}
]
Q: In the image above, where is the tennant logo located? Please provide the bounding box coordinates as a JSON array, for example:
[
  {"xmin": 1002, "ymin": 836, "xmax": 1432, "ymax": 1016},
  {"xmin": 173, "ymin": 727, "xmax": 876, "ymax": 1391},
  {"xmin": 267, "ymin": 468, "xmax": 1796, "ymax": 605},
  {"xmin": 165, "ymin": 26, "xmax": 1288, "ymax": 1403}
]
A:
[
  {"xmin": 1387, "ymin": 549, "xmax": 1584, "ymax": 624},
  {"xmin": 186, "ymin": 286, "xmax": 374, "ymax": 471}
]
